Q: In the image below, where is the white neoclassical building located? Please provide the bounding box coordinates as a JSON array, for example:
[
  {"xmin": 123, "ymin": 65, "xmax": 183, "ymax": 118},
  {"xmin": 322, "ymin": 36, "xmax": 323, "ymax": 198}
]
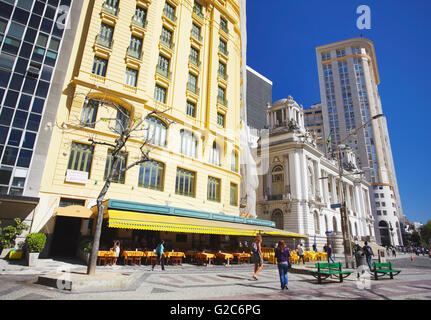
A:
[{"xmin": 255, "ymin": 97, "xmax": 376, "ymax": 253}]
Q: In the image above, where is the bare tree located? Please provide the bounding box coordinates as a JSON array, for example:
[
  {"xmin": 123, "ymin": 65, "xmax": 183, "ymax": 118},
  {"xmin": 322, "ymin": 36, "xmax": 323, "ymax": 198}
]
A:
[{"xmin": 60, "ymin": 91, "xmax": 173, "ymax": 275}]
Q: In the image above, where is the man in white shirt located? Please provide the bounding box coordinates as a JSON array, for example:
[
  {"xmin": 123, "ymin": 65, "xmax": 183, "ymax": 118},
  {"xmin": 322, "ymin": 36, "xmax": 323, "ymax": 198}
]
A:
[{"xmin": 297, "ymin": 243, "xmax": 305, "ymax": 264}]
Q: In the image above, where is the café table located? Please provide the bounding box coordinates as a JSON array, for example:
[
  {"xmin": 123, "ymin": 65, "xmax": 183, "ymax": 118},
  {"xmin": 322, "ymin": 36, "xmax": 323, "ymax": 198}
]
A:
[
  {"xmin": 232, "ymin": 253, "xmax": 251, "ymax": 264},
  {"xmin": 121, "ymin": 251, "xmax": 145, "ymax": 266},
  {"xmin": 215, "ymin": 252, "xmax": 234, "ymax": 265},
  {"xmin": 97, "ymin": 251, "xmax": 116, "ymax": 266},
  {"xmin": 164, "ymin": 251, "xmax": 186, "ymax": 265},
  {"xmin": 195, "ymin": 252, "xmax": 216, "ymax": 266},
  {"xmin": 144, "ymin": 251, "xmax": 158, "ymax": 265}
]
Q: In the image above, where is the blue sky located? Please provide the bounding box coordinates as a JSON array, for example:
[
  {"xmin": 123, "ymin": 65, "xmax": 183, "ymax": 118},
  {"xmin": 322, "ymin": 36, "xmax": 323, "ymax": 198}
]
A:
[{"xmin": 246, "ymin": 0, "xmax": 431, "ymax": 224}]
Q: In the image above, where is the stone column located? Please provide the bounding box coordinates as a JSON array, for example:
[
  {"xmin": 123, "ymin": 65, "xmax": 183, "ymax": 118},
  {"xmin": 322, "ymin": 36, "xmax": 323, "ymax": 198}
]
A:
[{"xmin": 284, "ymin": 154, "xmax": 290, "ymax": 195}]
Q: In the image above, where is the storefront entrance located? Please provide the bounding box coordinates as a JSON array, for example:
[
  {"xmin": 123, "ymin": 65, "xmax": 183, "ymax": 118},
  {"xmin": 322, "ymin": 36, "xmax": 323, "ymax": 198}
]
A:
[{"xmin": 50, "ymin": 216, "xmax": 82, "ymax": 258}]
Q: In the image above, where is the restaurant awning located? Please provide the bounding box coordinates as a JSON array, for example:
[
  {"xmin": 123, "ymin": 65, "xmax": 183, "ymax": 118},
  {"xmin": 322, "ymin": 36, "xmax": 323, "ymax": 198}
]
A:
[
  {"xmin": 54, "ymin": 205, "xmax": 94, "ymax": 219},
  {"xmin": 104, "ymin": 209, "xmax": 307, "ymax": 238}
]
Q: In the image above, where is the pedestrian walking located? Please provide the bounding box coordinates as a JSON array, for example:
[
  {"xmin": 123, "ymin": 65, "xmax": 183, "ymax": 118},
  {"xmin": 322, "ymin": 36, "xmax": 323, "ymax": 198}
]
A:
[
  {"xmin": 363, "ymin": 241, "xmax": 374, "ymax": 270},
  {"xmin": 327, "ymin": 244, "xmax": 335, "ymax": 263},
  {"xmin": 297, "ymin": 243, "xmax": 305, "ymax": 264},
  {"xmin": 392, "ymin": 247, "xmax": 396, "ymax": 258},
  {"xmin": 152, "ymin": 240, "xmax": 165, "ymax": 271},
  {"xmin": 251, "ymin": 235, "xmax": 263, "ymax": 280},
  {"xmin": 312, "ymin": 243, "xmax": 317, "ymax": 252},
  {"xmin": 274, "ymin": 240, "xmax": 290, "ymax": 290}
]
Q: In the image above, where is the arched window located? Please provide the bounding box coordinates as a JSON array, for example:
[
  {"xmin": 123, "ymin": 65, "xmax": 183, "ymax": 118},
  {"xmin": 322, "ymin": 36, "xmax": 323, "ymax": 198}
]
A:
[
  {"xmin": 231, "ymin": 150, "xmax": 238, "ymax": 172},
  {"xmin": 271, "ymin": 209, "xmax": 284, "ymax": 230},
  {"xmin": 379, "ymin": 220, "xmax": 391, "ymax": 246},
  {"xmin": 209, "ymin": 141, "xmax": 221, "ymax": 166},
  {"xmin": 144, "ymin": 116, "xmax": 167, "ymax": 147},
  {"xmin": 179, "ymin": 129, "xmax": 197, "ymax": 158},
  {"xmin": 272, "ymin": 165, "xmax": 284, "ymax": 195}
]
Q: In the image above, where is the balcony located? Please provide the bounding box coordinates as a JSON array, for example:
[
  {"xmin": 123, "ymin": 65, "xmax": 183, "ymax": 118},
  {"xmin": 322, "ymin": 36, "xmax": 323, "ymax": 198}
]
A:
[
  {"xmin": 127, "ymin": 46, "xmax": 142, "ymax": 60},
  {"xmin": 156, "ymin": 65, "xmax": 172, "ymax": 80},
  {"xmin": 160, "ymin": 35, "xmax": 174, "ymax": 50},
  {"xmin": 187, "ymin": 82, "xmax": 199, "ymax": 95},
  {"xmin": 163, "ymin": 9, "xmax": 177, "ymax": 23},
  {"xmin": 189, "ymin": 55, "xmax": 201, "ymax": 68},
  {"xmin": 131, "ymin": 16, "xmax": 148, "ymax": 29},
  {"xmin": 96, "ymin": 35, "xmax": 113, "ymax": 49},
  {"xmin": 102, "ymin": 2, "xmax": 119, "ymax": 16},
  {"xmin": 217, "ymin": 95, "xmax": 228, "ymax": 107}
]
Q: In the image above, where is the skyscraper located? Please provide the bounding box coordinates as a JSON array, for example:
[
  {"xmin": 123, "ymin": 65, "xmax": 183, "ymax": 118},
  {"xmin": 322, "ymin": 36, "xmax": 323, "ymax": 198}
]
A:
[
  {"xmin": 0, "ymin": 0, "xmax": 80, "ymax": 233},
  {"xmin": 316, "ymin": 37, "xmax": 404, "ymax": 246}
]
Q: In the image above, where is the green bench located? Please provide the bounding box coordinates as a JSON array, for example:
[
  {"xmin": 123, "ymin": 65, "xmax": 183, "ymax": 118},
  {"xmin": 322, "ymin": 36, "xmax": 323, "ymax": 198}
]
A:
[
  {"xmin": 314, "ymin": 262, "xmax": 353, "ymax": 284},
  {"xmin": 372, "ymin": 262, "xmax": 401, "ymax": 280}
]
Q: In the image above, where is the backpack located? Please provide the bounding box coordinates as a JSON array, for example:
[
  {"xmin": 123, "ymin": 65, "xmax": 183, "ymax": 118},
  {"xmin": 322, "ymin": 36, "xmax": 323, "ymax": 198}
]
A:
[
  {"xmin": 365, "ymin": 246, "xmax": 373, "ymax": 256},
  {"xmin": 155, "ymin": 244, "xmax": 161, "ymax": 255}
]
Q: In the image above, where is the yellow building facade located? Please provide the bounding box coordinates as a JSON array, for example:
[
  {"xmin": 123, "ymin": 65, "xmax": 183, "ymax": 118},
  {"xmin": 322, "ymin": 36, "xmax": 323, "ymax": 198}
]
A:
[{"xmin": 29, "ymin": 0, "xmax": 252, "ymax": 253}]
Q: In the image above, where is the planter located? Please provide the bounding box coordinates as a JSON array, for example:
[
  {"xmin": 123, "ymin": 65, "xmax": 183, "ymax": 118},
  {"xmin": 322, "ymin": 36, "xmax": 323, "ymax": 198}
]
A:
[
  {"xmin": 27, "ymin": 252, "xmax": 40, "ymax": 267},
  {"xmin": 0, "ymin": 248, "xmax": 12, "ymax": 259}
]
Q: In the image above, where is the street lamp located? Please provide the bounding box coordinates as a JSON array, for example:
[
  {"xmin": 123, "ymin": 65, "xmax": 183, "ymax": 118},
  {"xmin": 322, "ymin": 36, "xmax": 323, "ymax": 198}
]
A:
[{"xmin": 335, "ymin": 113, "xmax": 384, "ymax": 268}]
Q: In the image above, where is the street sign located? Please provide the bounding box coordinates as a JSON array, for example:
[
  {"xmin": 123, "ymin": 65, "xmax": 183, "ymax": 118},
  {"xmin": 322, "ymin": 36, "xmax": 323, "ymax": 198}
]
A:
[{"xmin": 330, "ymin": 203, "xmax": 341, "ymax": 209}]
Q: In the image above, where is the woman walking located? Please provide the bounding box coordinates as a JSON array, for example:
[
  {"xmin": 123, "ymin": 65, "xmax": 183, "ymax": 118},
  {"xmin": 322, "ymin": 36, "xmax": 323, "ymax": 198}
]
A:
[
  {"xmin": 275, "ymin": 240, "xmax": 290, "ymax": 290},
  {"xmin": 251, "ymin": 235, "xmax": 263, "ymax": 280}
]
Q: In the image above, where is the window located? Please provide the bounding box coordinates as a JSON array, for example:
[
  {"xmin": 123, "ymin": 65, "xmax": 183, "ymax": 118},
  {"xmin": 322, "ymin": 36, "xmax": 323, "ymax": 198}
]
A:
[
  {"xmin": 217, "ymin": 86, "xmax": 226, "ymax": 106},
  {"xmin": 217, "ymin": 112, "xmax": 225, "ymax": 127},
  {"xmin": 209, "ymin": 141, "xmax": 220, "ymax": 166},
  {"xmin": 8, "ymin": 22, "xmax": 25, "ymax": 39},
  {"xmin": 219, "ymin": 39, "xmax": 227, "ymax": 55},
  {"xmin": 104, "ymin": 0, "xmax": 119, "ymax": 15},
  {"xmin": 231, "ymin": 150, "xmax": 237, "ymax": 172},
  {"xmin": 80, "ymin": 99, "xmax": 98, "ymax": 128},
  {"xmin": 115, "ymin": 106, "xmax": 130, "ymax": 133},
  {"xmin": 157, "ymin": 54, "xmax": 170, "ymax": 78},
  {"xmin": 97, "ymin": 23, "xmax": 114, "ymax": 48},
  {"xmin": 187, "ymin": 73, "xmax": 198, "ymax": 94},
  {"xmin": 375, "ymin": 202, "xmax": 380, "ymax": 207},
  {"xmin": 163, "ymin": 1, "xmax": 176, "ymax": 21},
  {"xmin": 124, "ymin": 67, "xmax": 138, "ymax": 87},
  {"xmin": 128, "ymin": 35, "xmax": 142, "ymax": 59},
  {"xmin": 104, "ymin": 149, "xmax": 127, "ymax": 184},
  {"xmin": 321, "ymin": 52, "xmax": 331, "ymax": 61},
  {"xmin": 186, "ymin": 100, "xmax": 196, "ymax": 117},
  {"xmin": 160, "ymin": 27, "xmax": 173, "ymax": 48},
  {"xmin": 138, "ymin": 160, "xmax": 164, "ymax": 191},
  {"xmin": 36, "ymin": 33, "xmax": 48, "ymax": 47},
  {"xmin": 143, "ymin": 116, "xmax": 167, "ymax": 147},
  {"xmin": 154, "ymin": 84, "xmax": 167, "ymax": 103},
  {"xmin": 92, "ymin": 56, "xmax": 108, "ymax": 76},
  {"xmin": 218, "ymin": 61, "xmax": 227, "ymax": 79},
  {"xmin": 376, "ymin": 210, "xmax": 381, "ymax": 216},
  {"xmin": 381, "ymin": 202, "xmax": 386, "ymax": 207},
  {"xmin": 383, "ymin": 210, "xmax": 387, "ymax": 216},
  {"xmin": 189, "ymin": 46, "xmax": 200, "ymax": 67},
  {"xmin": 179, "ymin": 129, "xmax": 197, "ymax": 158},
  {"xmin": 133, "ymin": 6, "xmax": 147, "ymax": 27},
  {"xmin": 191, "ymin": 23, "xmax": 201, "ymax": 41},
  {"xmin": 67, "ymin": 142, "xmax": 94, "ymax": 174},
  {"xmin": 193, "ymin": 1, "xmax": 203, "ymax": 19},
  {"xmin": 175, "ymin": 167, "xmax": 195, "ymax": 197},
  {"xmin": 374, "ymin": 193, "xmax": 379, "ymax": 198},
  {"xmin": 220, "ymin": 17, "xmax": 228, "ymax": 33},
  {"xmin": 230, "ymin": 182, "xmax": 237, "ymax": 206},
  {"xmin": 336, "ymin": 49, "xmax": 346, "ymax": 58},
  {"xmin": 207, "ymin": 176, "xmax": 220, "ymax": 202}
]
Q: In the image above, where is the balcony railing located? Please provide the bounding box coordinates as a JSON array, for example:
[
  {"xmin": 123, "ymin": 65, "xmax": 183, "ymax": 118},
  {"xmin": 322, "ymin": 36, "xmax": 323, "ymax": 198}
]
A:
[
  {"xmin": 217, "ymin": 95, "xmax": 228, "ymax": 107},
  {"xmin": 131, "ymin": 16, "xmax": 148, "ymax": 29},
  {"xmin": 163, "ymin": 9, "xmax": 177, "ymax": 22},
  {"xmin": 160, "ymin": 35, "xmax": 174, "ymax": 49},
  {"xmin": 96, "ymin": 35, "xmax": 113, "ymax": 49},
  {"xmin": 102, "ymin": 2, "xmax": 119, "ymax": 16},
  {"xmin": 187, "ymin": 82, "xmax": 199, "ymax": 95},
  {"xmin": 127, "ymin": 46, "xmax": 142, "ymax": 60},
  {"xmin": 191, "ymin": 30, "xmax": 203, "ymax": 42},
  {"xmin": 156, "ymin": 65, "xmax": 172, "ymax": 80},
  {"xmin": 189, "ymin": 55, "xmax": 201, "ymax": 68},
  {"xmin": 193, "ymin": 6, "xmax": 204, "ymax": 19}
]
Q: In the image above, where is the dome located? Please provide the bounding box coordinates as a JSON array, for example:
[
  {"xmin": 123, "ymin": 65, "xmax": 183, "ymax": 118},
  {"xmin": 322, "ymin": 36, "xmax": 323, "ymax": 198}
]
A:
[{"xmin": 272, "ymin": 96, "xmax": 293, "ymax": 107}]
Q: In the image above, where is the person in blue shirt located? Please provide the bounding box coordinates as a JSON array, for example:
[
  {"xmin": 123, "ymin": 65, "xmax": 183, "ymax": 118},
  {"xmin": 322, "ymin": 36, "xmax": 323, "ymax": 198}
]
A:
[
  {"xmin": 275, "ymin": 240, "xmax": 290, "ymax": 290},
  {"xmin": 152, "ymin": 240, "xmax": 165, "ymax": 271}
]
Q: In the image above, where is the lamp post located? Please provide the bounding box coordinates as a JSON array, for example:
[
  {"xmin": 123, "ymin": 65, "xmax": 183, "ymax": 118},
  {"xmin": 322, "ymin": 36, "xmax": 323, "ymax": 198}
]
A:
[{"xmin": 334, "ymin": 113, "xmax": 384, "ymax": 268}]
